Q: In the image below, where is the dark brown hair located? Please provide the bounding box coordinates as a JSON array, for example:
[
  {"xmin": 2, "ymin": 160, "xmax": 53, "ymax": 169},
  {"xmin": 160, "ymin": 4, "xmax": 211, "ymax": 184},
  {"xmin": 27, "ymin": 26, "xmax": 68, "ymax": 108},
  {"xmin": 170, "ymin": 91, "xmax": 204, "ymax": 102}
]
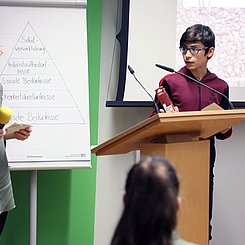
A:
[
  {"xmin": 111, "ymin": 156, "xmax": 179, "ymax": 245},
  {"xmin": 180, "ymin": 24, "xmax": 215, "ymax": 54}
]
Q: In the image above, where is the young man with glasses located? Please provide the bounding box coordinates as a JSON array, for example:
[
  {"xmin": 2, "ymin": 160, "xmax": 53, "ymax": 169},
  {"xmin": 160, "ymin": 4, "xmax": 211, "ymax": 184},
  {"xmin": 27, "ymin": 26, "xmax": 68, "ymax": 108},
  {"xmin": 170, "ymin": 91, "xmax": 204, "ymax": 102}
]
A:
[{"xmin": 152, "ymin": 24, "xmax": 232, "ymax": 240}]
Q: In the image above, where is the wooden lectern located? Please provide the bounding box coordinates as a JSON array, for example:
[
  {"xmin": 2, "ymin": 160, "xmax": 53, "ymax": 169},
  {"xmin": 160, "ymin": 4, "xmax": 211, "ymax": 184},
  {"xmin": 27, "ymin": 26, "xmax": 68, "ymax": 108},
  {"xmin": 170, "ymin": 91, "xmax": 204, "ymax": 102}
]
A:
[{"xmin": 92, "ymin": 109, "xmax": 245, "ymax": 245}]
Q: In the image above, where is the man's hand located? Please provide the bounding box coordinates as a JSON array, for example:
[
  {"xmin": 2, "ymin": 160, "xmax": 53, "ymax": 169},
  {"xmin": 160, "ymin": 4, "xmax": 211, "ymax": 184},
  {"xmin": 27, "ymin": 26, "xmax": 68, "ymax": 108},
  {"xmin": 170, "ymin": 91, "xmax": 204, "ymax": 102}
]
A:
[
  {"xmin": 0, "ymin": 129, "xmax": 6, "ymax": 138},
  {"xmin": 5, "ymin": 126, "xmax": 32, "ymax": 140},
  {"xmin": 159, "ymin": 106, "xmax": 179, "ymax": 113}
]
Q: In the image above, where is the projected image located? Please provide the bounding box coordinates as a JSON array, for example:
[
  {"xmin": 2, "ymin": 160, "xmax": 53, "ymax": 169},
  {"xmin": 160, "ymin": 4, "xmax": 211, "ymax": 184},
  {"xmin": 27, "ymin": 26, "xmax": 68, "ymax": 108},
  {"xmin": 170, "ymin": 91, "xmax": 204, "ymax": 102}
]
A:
[{"xmin": 177, "ymin": 0, "xmax": 245, "ymax": 102}]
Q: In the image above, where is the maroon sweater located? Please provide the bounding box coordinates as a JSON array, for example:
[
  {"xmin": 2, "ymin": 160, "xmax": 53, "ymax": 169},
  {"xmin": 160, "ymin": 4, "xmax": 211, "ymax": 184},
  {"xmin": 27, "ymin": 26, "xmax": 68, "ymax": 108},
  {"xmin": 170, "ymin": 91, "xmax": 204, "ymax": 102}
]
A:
[
  {"xmin": 152, "ymin": 66, "xmax": 232, "ymax": 140},
  {"xmin": 152, "ymin": 66, "xmax": 232, "ymax": 224}
]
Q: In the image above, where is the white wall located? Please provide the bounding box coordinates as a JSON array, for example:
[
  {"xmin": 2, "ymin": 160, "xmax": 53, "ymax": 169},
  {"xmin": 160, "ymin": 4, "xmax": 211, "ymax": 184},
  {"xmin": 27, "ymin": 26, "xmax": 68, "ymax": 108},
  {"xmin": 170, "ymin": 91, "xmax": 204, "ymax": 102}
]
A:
[
  {"xmin": 211, "ymin": 120, "xmax": 245, "ymax": 245},
  {"xmin": 94, "ymin": 1, "xmax": 154, "ymax": 244},
  {"xmin": 94, "ymin": 0, "xmax": 245, "ymax": 245}
]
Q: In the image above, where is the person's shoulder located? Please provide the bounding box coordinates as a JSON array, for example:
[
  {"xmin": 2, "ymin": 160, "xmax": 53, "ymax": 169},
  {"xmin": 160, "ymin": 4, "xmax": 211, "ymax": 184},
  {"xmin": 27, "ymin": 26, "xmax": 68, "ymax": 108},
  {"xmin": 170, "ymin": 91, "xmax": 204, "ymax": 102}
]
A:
[
  {"xmin": 172, "ymin": 232, "xmax": 199, "ymax": 245},
  {"xmin": 206, "ymin": 69, "xmax": 228, "ymax": 86},
  {"xmin": 175, "ymin": 240, "xmax": 198, "ymax": 245},
  {"xmin": 173, "ymin": 238, "xmax": 199, "ymax": 245},
  {"xmin": 159, "ymin": 73, "xmax": 181, "ymax": 86}
]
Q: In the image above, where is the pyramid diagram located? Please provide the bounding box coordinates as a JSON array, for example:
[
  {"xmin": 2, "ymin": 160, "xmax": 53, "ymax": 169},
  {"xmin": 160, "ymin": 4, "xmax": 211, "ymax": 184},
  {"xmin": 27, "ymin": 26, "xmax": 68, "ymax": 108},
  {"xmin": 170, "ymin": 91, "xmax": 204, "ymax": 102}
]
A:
[{"xmin": 0, "ymin": 22, "xmax": 86, "ymax": 125}]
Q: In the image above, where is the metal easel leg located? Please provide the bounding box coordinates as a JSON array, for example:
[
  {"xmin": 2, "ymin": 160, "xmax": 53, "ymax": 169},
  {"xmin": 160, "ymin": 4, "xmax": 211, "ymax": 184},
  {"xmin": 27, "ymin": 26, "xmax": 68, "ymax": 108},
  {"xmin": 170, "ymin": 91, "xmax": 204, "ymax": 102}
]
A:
[{"xmin": 30, "ymin": 170, "xmax": 37, "ymax": 245}]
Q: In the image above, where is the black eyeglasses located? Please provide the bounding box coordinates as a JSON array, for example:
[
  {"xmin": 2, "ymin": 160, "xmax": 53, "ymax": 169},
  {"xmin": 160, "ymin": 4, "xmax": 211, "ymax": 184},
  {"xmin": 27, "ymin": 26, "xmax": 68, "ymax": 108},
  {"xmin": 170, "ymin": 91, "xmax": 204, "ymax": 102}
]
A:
[{"xmin": 179, "ymin": 46, "xmax": 208, "ymax": 55}]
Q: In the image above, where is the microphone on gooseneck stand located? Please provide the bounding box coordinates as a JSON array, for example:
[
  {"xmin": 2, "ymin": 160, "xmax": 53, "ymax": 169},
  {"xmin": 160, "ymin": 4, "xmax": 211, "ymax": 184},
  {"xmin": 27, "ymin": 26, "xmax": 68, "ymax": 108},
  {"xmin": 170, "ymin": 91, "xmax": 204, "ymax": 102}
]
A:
[
  {"xmin": 0, "ymin": 107, "xmax": 12, "ymax": 129},
  {"xmin": 127, "ymin": 65, "xmax": 160, "ymax": 113},
  {"xmin": 155, "ymin": 64, "xmax": 234, "ymax": 110}
]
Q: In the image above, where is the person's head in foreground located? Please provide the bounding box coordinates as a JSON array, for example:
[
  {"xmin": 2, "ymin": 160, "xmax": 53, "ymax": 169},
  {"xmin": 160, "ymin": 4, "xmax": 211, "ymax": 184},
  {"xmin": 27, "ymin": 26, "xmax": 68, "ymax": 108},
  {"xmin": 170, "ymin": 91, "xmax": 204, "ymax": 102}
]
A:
[{"xmin": 111, "ymin": 156, "xmax": 182, "ymax": 245}]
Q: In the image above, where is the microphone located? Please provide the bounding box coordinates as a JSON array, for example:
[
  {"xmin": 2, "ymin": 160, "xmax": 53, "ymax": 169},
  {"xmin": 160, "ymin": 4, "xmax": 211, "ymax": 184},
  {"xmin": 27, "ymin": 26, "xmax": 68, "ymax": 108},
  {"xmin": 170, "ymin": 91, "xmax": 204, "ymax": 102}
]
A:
[
  {"xmin": 127, "ymin": 65, "xmax": 160, "ymax": 113},
  {"xmin": 0, "ymin": 107, "xmax": 12, "ymax": 129},
  {"xmin": 155, "ymin": 64, "xmax": 234, "ymax": 109}
]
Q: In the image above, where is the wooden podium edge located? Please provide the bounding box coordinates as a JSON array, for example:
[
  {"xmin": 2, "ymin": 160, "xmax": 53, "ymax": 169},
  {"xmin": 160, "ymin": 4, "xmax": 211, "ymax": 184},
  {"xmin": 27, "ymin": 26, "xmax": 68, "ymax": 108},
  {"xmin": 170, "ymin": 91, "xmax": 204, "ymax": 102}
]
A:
[{"xmin": 92, "ymin": 109, "xmax": 245, "ymax": 155}]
